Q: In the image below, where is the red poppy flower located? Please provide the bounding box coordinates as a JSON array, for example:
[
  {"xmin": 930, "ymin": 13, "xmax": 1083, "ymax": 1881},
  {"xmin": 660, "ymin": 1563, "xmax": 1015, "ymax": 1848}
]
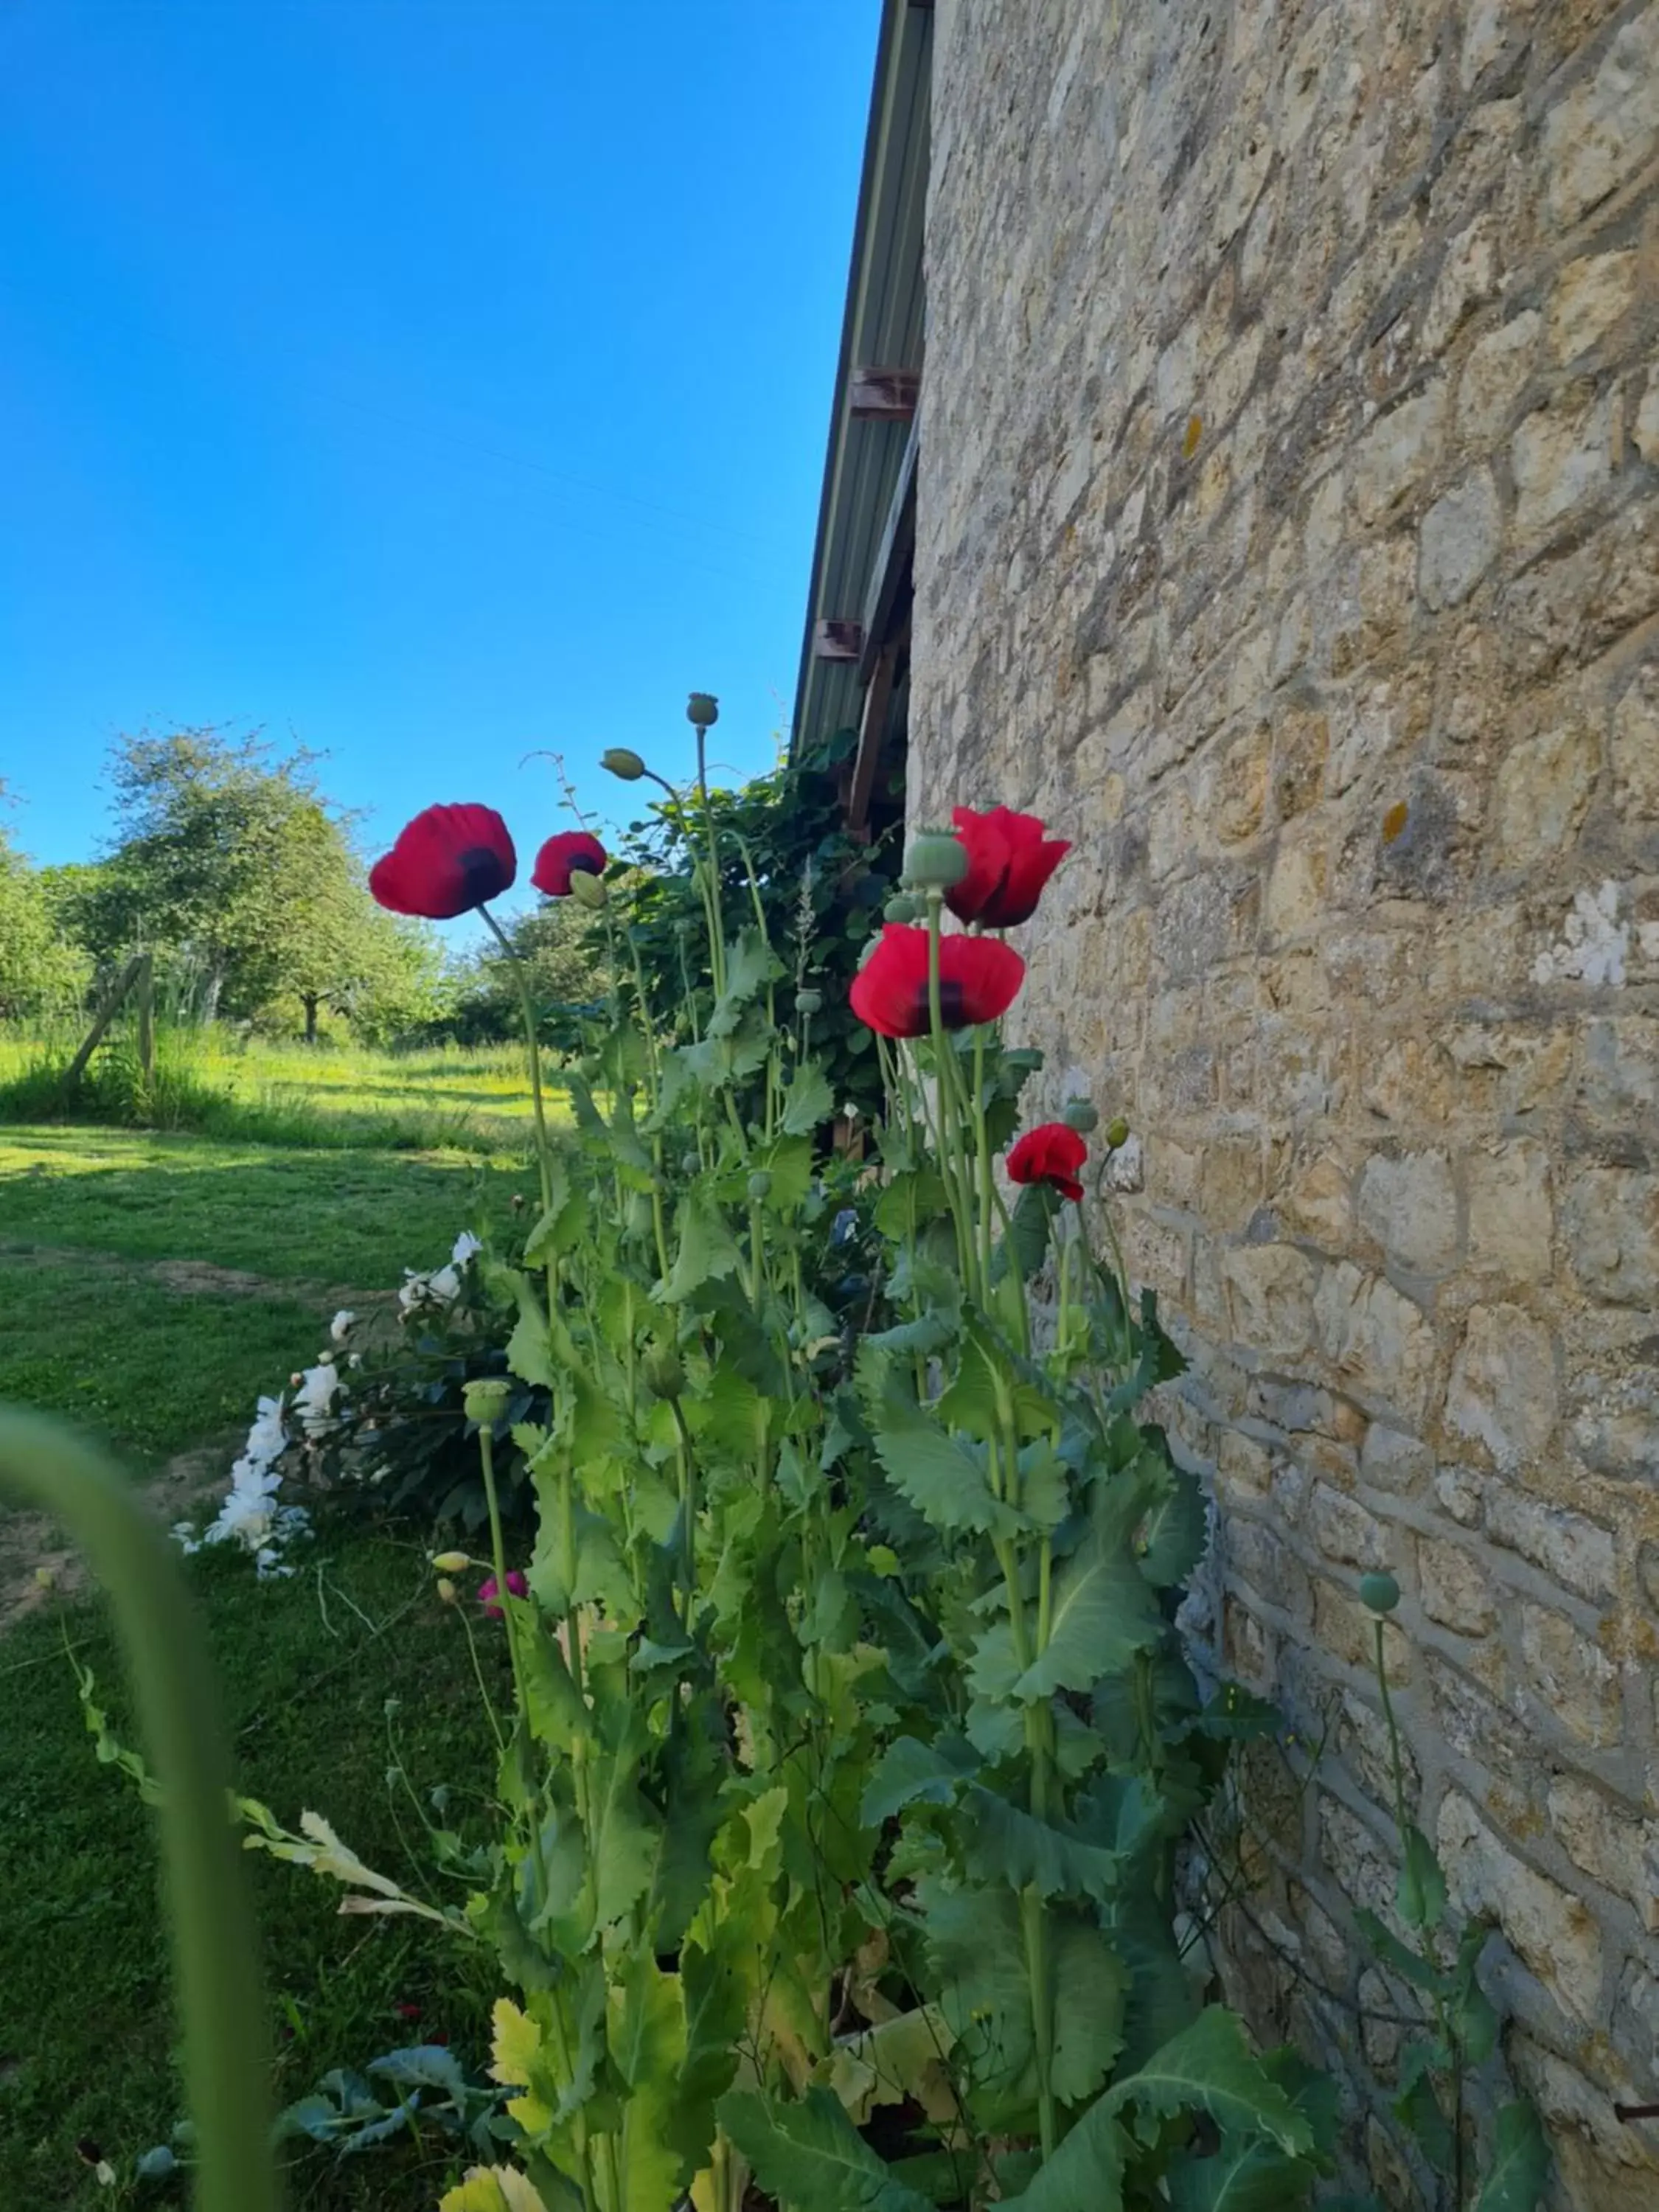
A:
[
  {"xmin": 945, "ymin": 806, "xmax": 1071, "ymax": 928},
  {"xmin": 1007, "ymin": 1122, "xmax": 1088, "ymax": 1203},
  {"xmin": 369, "ymin": 804, "xmax": 516, "ymax": 919},
  {"xmin": 849, "ymin": 925, "xmax": 1025, "ymax": 1039},
  {"xmin": 532, "ymin": 830, "xmax": 608, "ymax": 897},
  {"xmin": 479, "ymin": 1570, "xmax": 528, "ymax": 1618}
]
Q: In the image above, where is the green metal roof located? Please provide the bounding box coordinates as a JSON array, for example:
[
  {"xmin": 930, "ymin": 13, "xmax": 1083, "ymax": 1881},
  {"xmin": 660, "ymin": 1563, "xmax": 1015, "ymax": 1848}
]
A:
[{"xmin": 790, "ymin": 0, "xmax": 931, "ymax": 763}]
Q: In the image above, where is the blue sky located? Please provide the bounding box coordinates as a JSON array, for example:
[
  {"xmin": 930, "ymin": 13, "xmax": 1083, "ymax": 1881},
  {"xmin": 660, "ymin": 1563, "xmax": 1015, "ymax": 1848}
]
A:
[{"xmin": 0, "ymin": 0, "xmax": 877, "ymax": 923}]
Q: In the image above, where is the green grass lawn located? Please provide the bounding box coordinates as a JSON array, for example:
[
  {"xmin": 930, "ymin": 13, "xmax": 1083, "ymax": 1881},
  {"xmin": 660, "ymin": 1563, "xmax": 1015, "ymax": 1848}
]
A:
[
  {"xmin": 0, "ymin": 1126, "xmax": 526, "ymax": 1287},
  {"xmin": 0, "ymin": 1071, "xmax": 534, "ymax": 2207}
]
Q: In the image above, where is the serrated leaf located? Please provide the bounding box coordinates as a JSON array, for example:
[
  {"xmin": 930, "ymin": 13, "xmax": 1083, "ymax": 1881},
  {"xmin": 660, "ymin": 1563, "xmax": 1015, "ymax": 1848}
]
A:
[
  {"xmin": 1395, "ymin": 2056, "xmax": 1453, "ymax": 2168},
  {"xmin": 522, "ymin": 1161, "xmax": 590, "ymax": 1265},
  {"xmin": 438, "ymin": 2168, "xmax": 552, "ymax": 2212},
  {"xmin": 1049, "ymin": 1920, "xmax": 1129, "ymax": 2106},
  {"xmin": 1006, "ymin": 1528, "xmax": 1164, "ymax": 1702},
  {"xmin": 860, "ymin": 1734, "xmax": 979, "ymax": 1826},
  {"xmin": 1352, "ymin": 1907, "xmax": 1441, "ymax": 1994},
  {"xmin": 875, "ymin": 1165, "xmax": 953, "ymax": 1239},
  {"xmin": 707, "ymin": 928, "xmax": 778, "ymax": 1036},
  {"xmin": 869, "ymin": 1376, "xmax": 1015, "ymax": 1539},
  {"xmin": 818, "ymin": 2005, "xmax": 959, "ymax": 2126},
  {"xmin": 1107, "ymin": 2008, "xmax": 1314, "ymax": 2154},
  {"xmin": 1135, "ymin": 1458, "xmax": 1208, "ymax": 1587},
  {"xmin": 960, "ymin": 1788, "xmax": 1130, "ymax": 1903},
  {"xmin": 655, "ymin": 1192, "xmax": 742, "ymax": 1303},
  {"xmin": 507, "ymin": 1307, "xmax": 560, "ymax": 1390},
  {"xmin": 998, "ymin": 1181, "xmax": 1055, "ymax": 1283},
  {"xmin": 369, "ymin": 2045, "xmax": 467, "ymax": 2104},
  {"xmin": 782, "ymin": 1062, "xmax": 836, "ymax": 1135},
  {"xmin": 995, "ymin": 2100, "xmax": 1130, "ymax": 2211},
  {"xmin": 1399, "ymin": 1824, "xmax": 1447, "ymax": 1931},
  {"xmin": 1166, "ymin": 2135, "xmax": 1319, "ymax": 2211},
  {"xmin": 1473, "ymin": 2099, "xmax": 1550, "ymax": 2212},
  {"xmin": 716, "ymin": 2087, "xmax": 936, "ymax": 2212}
]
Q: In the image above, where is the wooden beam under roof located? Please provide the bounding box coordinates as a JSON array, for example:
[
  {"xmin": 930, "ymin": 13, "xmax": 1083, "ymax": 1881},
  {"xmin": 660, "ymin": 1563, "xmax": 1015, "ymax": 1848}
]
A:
[
  {"xmin": 813, "ymin": 619, "xmax": 864, "ymax": 662},
  {"xmin": 849, "ymin": 367, "xmax": 920, "ymax": 421}
]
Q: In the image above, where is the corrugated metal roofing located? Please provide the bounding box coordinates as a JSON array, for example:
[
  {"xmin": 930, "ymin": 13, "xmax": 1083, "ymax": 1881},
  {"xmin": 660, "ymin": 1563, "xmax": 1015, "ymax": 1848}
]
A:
[{"xmin": 790, "ymin": 0, "xmax": 931, "ymax": 763}]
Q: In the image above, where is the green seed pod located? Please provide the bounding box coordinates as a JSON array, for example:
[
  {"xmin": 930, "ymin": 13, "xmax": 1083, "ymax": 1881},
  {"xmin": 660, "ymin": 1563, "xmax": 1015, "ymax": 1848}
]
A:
[
  {"xmin": 680, "ymin": 1150, "xmax": 701, "ymax": 1177},
  {"xmin": 1105, "ymin": 1116, "xmax": 1131, "ymax": 1150},
  {"xmin": 903, "ymin": 830, "xmax": 969, "ymax": 891},
  {"xmin": 1359, "ymin": 1571, "xmax": 1401, "ymax": 1615},
  {"xmin": 462, "ymin": 1377, "xmax": 512, "ymax": 1424},
  {"xmin": 1063, "ymin": 1099, "xmax": 1099, "ymax": 1133},
  {"xmin": 686, "ymin": 692, "xmax": 720, "ymax": 729},
  {"xmin": 642, "ymin": 1342, "xmax": 684, "ymax": 1400},
  {"xmin": 568, "ymin": 866, "xmax": 608, "ymax": 910},
  {"xmin": 883, "ymin": 891, "xmax": 925, "ymax": 925},
  {"xmin": 796, "ymin": 987, "xmax": 823, "ymax": 1016},
  {"xmin": 747, "ymin": 1169, "xmax": 773, "ymax": 1203},
  {"xmin": 601, "ymin": 747, "xmax": 646, "ymax": 782},
  {"xmin": 432, "ymin": 1550, "xmax": 470, "ymax": 1573}
]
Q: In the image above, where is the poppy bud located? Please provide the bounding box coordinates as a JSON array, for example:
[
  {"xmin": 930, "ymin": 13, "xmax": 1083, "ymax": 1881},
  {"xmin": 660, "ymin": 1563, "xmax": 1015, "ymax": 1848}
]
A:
[
  {"xmin": 747, "ymin": 1169, "xmax": 773, "ymax": 1202},
  {"xmin": 1105, "ymin": 1117, "xmax": 1131, "ymax": 1150},
  {"xmin": 686, "ymin": 692, "xmax": 720, "ymax": 729},
  {"xmin": 884, "ymin": 892, "xmax": 925, "ymax": 925},
  {"xmin": 796, "ymin": 987, "xmax": 823, "ymax": 1015},
  {"xmin": 625, "ymin": 1190, "xmax": 653, "ymax": 1237},
  {"xmin": 1359, "ymin": 1571, "xmax": 1401, "ymax": 1615},
  {"xmin": 432, "ymin": 1550, "xmax": 470, "ymax": 1573},
  {"xmin": 462, "ymin": 1377, "xmax": 511, "ymax": 1423},
  {"xmin": 568, "ymin": 867, "xmax": 608, "ymax": 911},
  {"xmin": 436, "ymin": 1578, "xmax": 458, "ymax": 1604},
  {"xmin": 903, "ymin": 830, "xmax": 970, "ymax": 891},
  {"xmin": 642, "ymin": 1343, "xmax": 684, "ymax": 1399},
  {"xmin": 602, "ymin": 747, "xmax": 646, "ymax": 782},
  {"xmin": 681, "ymin": 1150, "xmax": 701, "ymax": 1176},
  {"xmin": 1063, "ymin": 1099, "xmax": 1099, "ymax": 1133}
]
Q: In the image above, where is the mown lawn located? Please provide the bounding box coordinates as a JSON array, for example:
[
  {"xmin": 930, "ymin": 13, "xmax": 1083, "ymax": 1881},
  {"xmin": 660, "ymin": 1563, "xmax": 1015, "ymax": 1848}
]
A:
[{"xmin": 0, "ymin": 1091, "xmax": 528, "ymax": 2208}]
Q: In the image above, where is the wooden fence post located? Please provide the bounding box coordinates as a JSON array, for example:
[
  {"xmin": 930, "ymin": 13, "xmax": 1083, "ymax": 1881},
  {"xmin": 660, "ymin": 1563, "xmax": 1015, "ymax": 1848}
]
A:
[
  {"xmin": 135, "ymin": 953, "xmax": 155, "ymax": 1082},
  {"xmin": 64, "ymin": 953, "xmax": 146, "ymax": 1092}
]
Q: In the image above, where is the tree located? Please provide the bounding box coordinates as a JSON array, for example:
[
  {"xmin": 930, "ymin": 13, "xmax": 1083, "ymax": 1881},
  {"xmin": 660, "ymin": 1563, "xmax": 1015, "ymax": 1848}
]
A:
[
  {"xmin": 442, "ymin": 899, "xmax": 608, "ymax": 1048},
  {"xmin": 87, "ymin": 728, "xmax": 442, "ymax": 1036},
  {"xmin": 0, "ymin": 803, "xmax": 91, "ymax": 1021}
]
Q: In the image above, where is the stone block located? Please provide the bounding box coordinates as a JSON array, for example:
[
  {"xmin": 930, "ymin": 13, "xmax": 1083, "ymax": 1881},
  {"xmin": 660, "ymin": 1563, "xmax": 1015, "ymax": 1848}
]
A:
[
  {"xmin": 1485, "ymin": 1488, "xmax": 1615, "ymax": 1605},
  {"xmin": 1351, "ymin": 383, "xmax": 1448, "ymax": 525},
  {"xmin": 1357, "ymin": 1150, "xmax": 1459, "ymax": 1275},
  {"xmin": 1612, "ymin": 668, "xmax": 1659, "ymax": 821},
  {"xmin": 1223, "ymin": 1237, "xmax": 1315, "ymax": 1377},
  {"xmin": 1467, "ymin": 1139, "xmax": 1554, "ymax": 1283},
  {"xmin": 1547, "ymin": 1775, "xmax": 1659, "ymax": 1930},
  {"xmin": 1444, "ymin": 1304, "xmax": 1559, "ymax": 1472},
  {"xmin": 1458, "ymin": 310, "xmax": 1540, "ymax": 442},
  {"xmin": 1433, "ymin": 1463, "xmax": 1485, "ymax": 1526},
  {"xmin": 1427, "ymin": 1651, "xmax": 1529, "ymax": 1773},
  {"xmin": 1437, "ymin": 1789, "xmax": 1604, "ymax": 2023},
  {"xmin": 1310, "ymin": 1481, "xmax": 1391, "ymax": 1571},
  {"xmin": 1421, "ymin": 216, "xmax": 1500, "ymax": 355},
  {"xmin": 1314, "ymin": 1262, "xmax": 1436, "ymax": 1422},
  {"xmin": 1492, "ymin": 722, "xmax": 1599, "ymax": 866},
  {"xmin": 1315, "ymin": 1578, "xmax": 1410, "ymax": 1680},
  {"xmin": 1418, "ymin": 468, "xmax": 1502, "ymax": 610},
  {"xmin": 1565, "ymin": 1168, "xmax": 1659, "ymax": 1308},
  {"xmin": 1548, "ymin": 250, "xmax": 1640, "ymax": 364},
  {"xmin": 1520, "ymin": 1604, "xmax": 1621, "ymax": 1747},
  {"xmin": 1512, "ymin": 388, "xmax": 1614, "ymax": 539},
  {"xmin": 1416, "ymin": 1536, "xmax": 1497, "ymax": 1634},
  {"xmin": 1279, "ymin": 1154, "xmax": 1352, "ymax": 1248},
  {"xmin": 1362, "ymin": 1422, "xmax": 1433, "ymax": 1495},
  {"xmin": 1541, "ymin": 7, "xmax": 1659, "ymax": 229},
  {"xmin": 1263, "ymin": 830, "xmax": 1326, "ymax": 939},
  {"xmin": 1579, "ymin": 1015, "xmax": 1659, "ymax": 1117}
]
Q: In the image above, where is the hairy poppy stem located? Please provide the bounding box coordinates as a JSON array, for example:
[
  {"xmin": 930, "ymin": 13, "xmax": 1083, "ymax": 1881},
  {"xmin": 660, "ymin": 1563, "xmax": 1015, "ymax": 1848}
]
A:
[
  {"xmin": 0, "ymin": 1410, "xmax": 279, "ymax": 2212},
  {"xmin": 481, "ymin": 907, "xmax": 554, "ymax": 1217}
]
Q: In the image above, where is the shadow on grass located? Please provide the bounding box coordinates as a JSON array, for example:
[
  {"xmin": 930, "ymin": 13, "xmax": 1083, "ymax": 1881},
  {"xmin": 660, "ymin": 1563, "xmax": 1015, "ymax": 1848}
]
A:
[{"xmin": 0, "ymin": 1130, "xmax": 529, "ymax": 1288}]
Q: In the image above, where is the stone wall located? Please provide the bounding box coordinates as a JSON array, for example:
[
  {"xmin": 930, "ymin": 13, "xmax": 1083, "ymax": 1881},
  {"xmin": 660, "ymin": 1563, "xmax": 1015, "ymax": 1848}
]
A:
[{"xmin": 912, "ymin": 1, "xmax": 1659, "ymax": 2202}]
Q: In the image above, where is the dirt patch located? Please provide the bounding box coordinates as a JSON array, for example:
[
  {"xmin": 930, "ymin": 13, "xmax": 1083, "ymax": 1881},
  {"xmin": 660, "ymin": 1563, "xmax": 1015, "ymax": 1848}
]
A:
[{"xmin": 0, "ymin": 1443, "xmax": 232, "ymax": 1634}]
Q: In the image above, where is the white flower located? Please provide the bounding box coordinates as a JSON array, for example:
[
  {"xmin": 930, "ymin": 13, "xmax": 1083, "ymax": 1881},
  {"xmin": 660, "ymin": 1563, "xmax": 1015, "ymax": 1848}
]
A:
[
  {"xmin": 426, "ymin": 1264, "xmax": 461, "ymax": 1304},
  {"xmin": 330, "ymin": 1309, "xmax": 356, "ymax": 1342},
  {"xmin": 293, "ymin": 1362, "xmax": 343, "ymax": 1437},
  {"xmin": 244, "ymin": 1395, "xmax": 288, "ymax": 1466},
  {"xmin": 452, "ymin": 1230, "xmax": 482, "ymax": 1266}
]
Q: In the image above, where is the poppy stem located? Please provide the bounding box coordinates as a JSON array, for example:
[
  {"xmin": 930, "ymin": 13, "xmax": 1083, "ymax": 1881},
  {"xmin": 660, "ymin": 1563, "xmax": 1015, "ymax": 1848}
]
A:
[{"xmin": 481, "ymin": 907, "xmax": 554, "ymax": 1217}]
